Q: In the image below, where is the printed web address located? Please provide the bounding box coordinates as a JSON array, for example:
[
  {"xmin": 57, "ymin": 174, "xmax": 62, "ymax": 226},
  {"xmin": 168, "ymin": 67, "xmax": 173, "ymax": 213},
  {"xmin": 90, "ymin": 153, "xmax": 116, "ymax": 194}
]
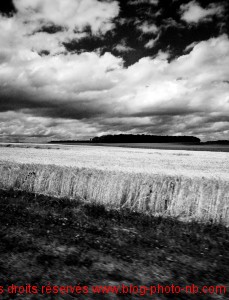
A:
[{"xmin": 91, "ymin": 283, "xmax": 227, "ymax": 296}]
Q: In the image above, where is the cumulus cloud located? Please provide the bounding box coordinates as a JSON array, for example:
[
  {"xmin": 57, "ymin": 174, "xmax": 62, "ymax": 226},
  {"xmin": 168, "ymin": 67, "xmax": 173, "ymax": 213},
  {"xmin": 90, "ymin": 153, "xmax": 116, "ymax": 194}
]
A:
[
  {"xmin": 1, "ymin": 0, "xmax": 229, "ymax": 141},
  {"xmin": 125, "ymin": 35, "xmax": 229, "ymax": 117},
  {"xmin": 0, "ymin": 0, "xmax": 119, "ymax": 58},
  {"xmin": 14, "ymin": 0, "xmax": 120, "ymax": 34},
  {"xmin": 180, "ymin": 1, "xmax": 225, "ymax": 24},
  {"xmin": 0, "ymin": 49, "xmax": 124, "ymax": 119},
  {"xmin": 1, "ymin": 30, "xmax": 229, "ymax": 140}
]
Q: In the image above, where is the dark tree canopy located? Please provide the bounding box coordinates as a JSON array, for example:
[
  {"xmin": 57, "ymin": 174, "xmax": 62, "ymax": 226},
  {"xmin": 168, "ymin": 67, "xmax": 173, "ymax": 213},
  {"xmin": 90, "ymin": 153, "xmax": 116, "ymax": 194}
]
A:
[{"xmin": 91, "ymin": 134, "xmax": 201, "ymax": 144}]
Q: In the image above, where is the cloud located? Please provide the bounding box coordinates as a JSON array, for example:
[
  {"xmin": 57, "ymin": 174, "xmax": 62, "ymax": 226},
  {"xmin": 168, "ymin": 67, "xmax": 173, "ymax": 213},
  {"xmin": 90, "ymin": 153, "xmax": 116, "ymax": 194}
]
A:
[
  {"xmin": 135, "ymin": 20, "xmax": 160, "ymax": 49},
  {"xmin": 113, "ymin": 39, "xmax": 134, "ymax": 52},
  {"xmin": 136, "ymin": 21, "xmax": 159, "ymax": 34},
  {"xmin": 0, "ymin": 111, "xmax": 99, "ymax": 142},
  {"xmin": 0, "ymin": 49, "xmax": 124, "ymax": 119},
  {"xmin": 14, "ymin": 0, "xmax": 120, "ymax": 34},
  {"xmin": 180, "ymin": 1, "xmax": 225, "ymax": 24},
  {"xmin": 128, "ymin": 0, "xmax": 159, "ymax": 5},
  {"xmin": 0, "ymin": 0, "xmax": 120, "ymax": 59},
  {"xmin": 1, "ymin": 1, "xmax": 229, "ymax": 143},
  {"xmin": 144, "ymin": 33, "xmax": 160, "ymax": 48},
  {"xmin": 162, "ymin": 17, "xmax": 184, "ymax": 30}
]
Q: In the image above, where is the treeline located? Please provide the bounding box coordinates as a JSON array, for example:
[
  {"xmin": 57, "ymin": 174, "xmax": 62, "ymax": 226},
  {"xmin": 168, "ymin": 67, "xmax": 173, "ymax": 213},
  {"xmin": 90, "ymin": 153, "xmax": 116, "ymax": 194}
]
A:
[
  {"xmin": 91, "ymin": 134, "xmax": 201, "ymax": 144},
  {"xmin": 49, "ymin": 140, "xmax": 91, "ymax": 144},
  {"xmin": 49, "ymin": 136, "xmax": 229, "ymax": 145},
  {"xmin": 203, "ymin": 140, "xmax": 229, "ymax": 145}
]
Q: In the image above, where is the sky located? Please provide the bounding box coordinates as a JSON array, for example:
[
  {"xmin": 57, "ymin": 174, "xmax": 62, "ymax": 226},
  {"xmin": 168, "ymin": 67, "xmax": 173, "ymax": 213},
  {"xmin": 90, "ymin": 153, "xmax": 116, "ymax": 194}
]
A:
[{"xmin": 0, "ymin": 0, "xmax": 229, "ymax": 142}]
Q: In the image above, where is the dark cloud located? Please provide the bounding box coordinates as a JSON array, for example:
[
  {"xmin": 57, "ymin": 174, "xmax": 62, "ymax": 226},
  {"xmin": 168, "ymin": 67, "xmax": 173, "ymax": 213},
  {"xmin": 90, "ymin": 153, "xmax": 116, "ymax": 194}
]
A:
[
  {"xmin": 38, "ymin": 50, "xmax": 50, "ymax": 56},
  {"xmin": 36, "ymin": 24, "xmax": 65, "ymax": 34},
  {"xmin": 0, "ymin": 91, "xmax": 107, "ymax": 120}
]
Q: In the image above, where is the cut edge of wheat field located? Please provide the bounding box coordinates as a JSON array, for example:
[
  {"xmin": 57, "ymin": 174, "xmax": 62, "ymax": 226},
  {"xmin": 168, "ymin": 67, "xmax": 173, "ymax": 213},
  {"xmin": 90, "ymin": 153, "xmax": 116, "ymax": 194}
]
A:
[{"xmin": 0, "ymin": 160, "xmax": 229, "ymax": 225}]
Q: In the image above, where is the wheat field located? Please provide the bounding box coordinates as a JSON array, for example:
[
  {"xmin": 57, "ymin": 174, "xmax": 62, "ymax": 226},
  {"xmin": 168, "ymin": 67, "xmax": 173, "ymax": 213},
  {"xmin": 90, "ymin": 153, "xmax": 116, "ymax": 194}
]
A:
[{"xmin": 0, "ymin": 145, "xmax": 229, "ymax": 225}]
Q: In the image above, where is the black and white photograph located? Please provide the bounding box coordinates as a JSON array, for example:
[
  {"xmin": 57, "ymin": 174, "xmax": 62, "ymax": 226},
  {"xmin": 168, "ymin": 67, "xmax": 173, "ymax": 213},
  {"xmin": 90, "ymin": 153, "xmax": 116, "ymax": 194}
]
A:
[{"xmin": 0, "ymin": 0, "xmax": 229, "ymax": 299}]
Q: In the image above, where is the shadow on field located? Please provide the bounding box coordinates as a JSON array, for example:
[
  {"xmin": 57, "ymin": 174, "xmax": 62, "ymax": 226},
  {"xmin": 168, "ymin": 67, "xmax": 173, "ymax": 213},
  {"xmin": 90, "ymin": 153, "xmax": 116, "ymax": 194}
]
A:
[{"xmin": 0, "ymin": 189, "xmax": 228, "ymax": 299}]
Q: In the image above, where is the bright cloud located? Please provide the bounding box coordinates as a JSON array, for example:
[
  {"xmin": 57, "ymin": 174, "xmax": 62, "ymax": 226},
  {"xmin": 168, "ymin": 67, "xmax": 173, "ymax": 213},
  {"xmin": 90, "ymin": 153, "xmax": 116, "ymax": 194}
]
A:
[
  {"xmin": 0, "ymin": 0, "xmax": 120, "ymax": 57},
  {"xmin": 180, "ymin": 1, "xmax": 224, "ymax": 24},
  {"xmin": 14, "ymin": 0, "xmax": 120, "ymax": 34},
  {"xmin": 137, "ymin": 22, "xmax": 159, "ymax": 34}
]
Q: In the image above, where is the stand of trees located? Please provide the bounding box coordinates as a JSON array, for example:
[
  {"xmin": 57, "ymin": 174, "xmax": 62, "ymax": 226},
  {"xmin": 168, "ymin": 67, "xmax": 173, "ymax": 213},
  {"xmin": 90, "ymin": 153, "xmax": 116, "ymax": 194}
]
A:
[
  {"xmin": 91, "ymin": 134, "xmax": 201, "ymax": 144},
  {"xmin": 203, "ymin": 140, "xmax": 229, "ymax": 145},
  {"xmin": 49, "ymin": 135, "xmax": 229, "ymax": 145}
]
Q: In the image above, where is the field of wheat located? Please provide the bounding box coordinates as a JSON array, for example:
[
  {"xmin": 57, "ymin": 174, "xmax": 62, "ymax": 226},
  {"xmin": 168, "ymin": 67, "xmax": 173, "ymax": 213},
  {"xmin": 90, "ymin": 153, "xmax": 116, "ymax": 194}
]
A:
[{"xmin": 0, "ymin": 145, "xmax": 229, "ymax": 225}]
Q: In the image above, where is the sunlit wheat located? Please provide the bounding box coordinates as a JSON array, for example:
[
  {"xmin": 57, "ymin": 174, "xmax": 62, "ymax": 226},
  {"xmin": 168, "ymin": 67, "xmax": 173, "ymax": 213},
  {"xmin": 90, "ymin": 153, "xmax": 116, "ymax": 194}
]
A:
[{"xmin": 0, "ymin": 159, "xmax": 229, "ymax": 225}]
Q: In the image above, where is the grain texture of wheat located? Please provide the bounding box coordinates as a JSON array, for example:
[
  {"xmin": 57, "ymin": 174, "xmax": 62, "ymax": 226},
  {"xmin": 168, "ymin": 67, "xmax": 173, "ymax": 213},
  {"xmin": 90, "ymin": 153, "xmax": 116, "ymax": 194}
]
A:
[{"xmin": 0, "ymin": 159, "xmax": 229, "ymax": 225}]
